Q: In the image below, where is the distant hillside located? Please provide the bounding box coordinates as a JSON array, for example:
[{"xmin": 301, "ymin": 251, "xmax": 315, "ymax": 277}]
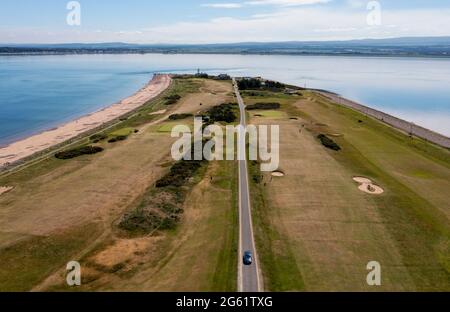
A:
[{"xmin": 2, "ymin": 37, "xmax": 450, "ymax": 57}]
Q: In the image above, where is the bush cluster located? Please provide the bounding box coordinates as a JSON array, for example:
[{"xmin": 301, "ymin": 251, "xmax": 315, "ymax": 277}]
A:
[
  {"xmin": 164, "ymin": 94, "xmax": 181, "ymax": 105},
  {"xmin": 119, "ymin": 138, "xmax": 207, "ymax": 235},
  {"xmin": 318, "ymin": 134, "xmax": 341, "ymax": 151},
  {"xmin": 108, "ymin": 135, "xmax": 128, "ymax": 143},
  {"xmin": 89, "ymin": 133, "xmax": 107, "ymax": 143},
  {"xmin": 238, "ymin": 78, "xmax": 285, "ymax": 91},
  {"xmin": 168, "ymin": 113, "xmax": 193, "ymax": 120},
  {"xmin": 156, "ymin": 160, "xmax": 204, "ymax": 188},
  {"xmin": 119, "ymin": 209, "xmax": 180, "ymax": 233},
  {"xmin": 55, "ymin": 146, "xmax": 104, "ymax": 159},
  {"xmin": 246, "ymin": 102, "xmax": 281, "ymax": 110},
  {"xmin": 206, "ymin": 103, "xmax": 237, "ymax": 123}
]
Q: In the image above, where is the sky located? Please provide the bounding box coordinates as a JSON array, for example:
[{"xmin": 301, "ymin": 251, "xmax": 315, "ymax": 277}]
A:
[{"xmin": 1, "ymin": 0, "xmax": 450, "ymax": 43}]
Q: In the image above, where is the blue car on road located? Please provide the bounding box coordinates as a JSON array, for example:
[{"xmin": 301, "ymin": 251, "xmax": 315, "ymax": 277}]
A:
[{"xmin": 243, "ymin": 251, "xmax": 253, "ymax": 265}]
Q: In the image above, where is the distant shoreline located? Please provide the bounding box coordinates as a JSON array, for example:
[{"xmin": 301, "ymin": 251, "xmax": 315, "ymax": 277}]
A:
[
  {"xmin": 0, "ymin": 74, "xmax": 171, "ymax": 168},
  {"xmin": 1, "ymin": 51, "xmax": 450, "ymax": 59}
]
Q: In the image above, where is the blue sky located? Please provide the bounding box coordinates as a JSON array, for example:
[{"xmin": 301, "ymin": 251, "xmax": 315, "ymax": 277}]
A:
[{"xmin": 1, "ymin": 0, "xmax": 450, "ymax": 43}]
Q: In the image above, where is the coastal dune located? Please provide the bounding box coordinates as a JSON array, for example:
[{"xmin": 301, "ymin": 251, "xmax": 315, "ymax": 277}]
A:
[{"xmin": 0, "ymin": 74, "xmax": 171, "ymax": 167}]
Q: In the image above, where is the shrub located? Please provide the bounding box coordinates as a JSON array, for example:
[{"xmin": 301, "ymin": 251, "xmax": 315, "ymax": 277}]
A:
[
  {"xmin": 89, "ymin": 133, "xmax": 107, "ymax": 143},
  {"xmin": 159, "ymin": 215, "xmax": 180, "ymax": 230},
  {"xmin": 119, "ymin": 210, "xmax": 163, "ymax": 233},
  {"xmin": 318, "ymin": 134, "xmax": 341, "ymax": 151},
  {"xmin": 238, "ymin": 78, "xmax": 285, "ymax": 91},
  {"xmin": 195, "ymin": 73, "xmax": 209, "ymax": 79},
  {"xmin": 169, "ymin": 113, "xmax": 193, "ymax": 120},
  {"xmin": 164, "ymin": 94, "xmax": 181, "ymax": 105},
  {"xmin": 238, "ymin": 78, "xmax": 262, "ymax": 90},
  {"xmin": 55, "ymin": 146, "xmax": 104, "ymax": 159},
  {"xmin": 246, "ymin": 102, "xmax": 281, "ymax": 110},
  {"xmin": 206, "ymin": 103, "xmax": 237, "ymax": 123},
  {"xmin": 156, "ymin": 160, "xmax": 204, "ymax": 188},
  {"xmin": 108, "ymin": 135, "xmax": 128, "ymax": 143}
]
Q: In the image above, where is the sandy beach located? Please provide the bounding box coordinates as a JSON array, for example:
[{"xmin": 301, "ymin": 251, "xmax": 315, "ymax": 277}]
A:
[{"xmin": 0, "ymin": 74, "xmax": 171, "ymax": 167}]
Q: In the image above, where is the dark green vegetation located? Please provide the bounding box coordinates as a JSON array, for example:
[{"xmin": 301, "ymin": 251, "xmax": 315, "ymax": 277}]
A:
[
  {"xmin": 156, "ymin": 160, "xmax": 204, "ymax": 188},
  {"xmin": 317, "ymin": 134, "xmax": 341, "ymax": 151},
  {"xmin": 238, "ymin": 78, "xmax": 285, "ymax": 91},
  {"xmin": 54, "ymin": 146, "xmax": 103, "ymax": 160},
  {"xmin": 246, "ymin": 102, "xmax": 281, "ymax": 110},
  {"xmin": 89, "ymin": 133, "xmax": 107, "ymax": 143},
  {"xmin": 119, "ymin": 141, "xmax": 206, "ymax": 235},
  {"xmin": 107, "ymin": 136, "xmax": 127, "ymax": 143},
  {"xmin": 168, "ymin": 113, "xmax": 193, "ymax": 120},
  {"xmin": 164, "ymin": 94, "xmax": 182, "ymax": 105},
  {"xmin": 204, "ymin": 103, "xmax": 238, "ymax": 124},
  {"xmin": 176, "ymin": 73, "xmax": 231, "ymax": 81}
]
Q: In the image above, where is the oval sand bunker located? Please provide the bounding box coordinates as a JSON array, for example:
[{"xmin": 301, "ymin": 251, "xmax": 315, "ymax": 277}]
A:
[
  {"xmin": 353, "ymin": 177, "xmax": 372, "ymax": 184},
  {"xmin": 353, "ymin": 177, "xmax": 384, "ymax": 195},
  {"xmin": 271, "ymin": 171, "xmax": 285, "ymax": 177},
  {"xmin": 0, "ymin": 186, "xmax": 14, "ymax": 196}
]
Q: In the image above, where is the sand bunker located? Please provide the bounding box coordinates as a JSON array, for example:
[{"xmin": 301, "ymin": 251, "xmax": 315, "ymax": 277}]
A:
[
  {"xmin": 353, "ymin": 177, "xmax": 384, "ymax": 195},
  {"xmin": 353, "ymin": 177, "xmax": 372, "ymax": 184},
  {"xmin": 149, "ymin": 109, "xmax": 167, "ymax": 116},
  {"xmin": 0, "ymin": 186, "xmax": 13, "ymax": 196},
  {"xmin": 271, "ymin": 170, "xmax": 285, "ymax": 177}
]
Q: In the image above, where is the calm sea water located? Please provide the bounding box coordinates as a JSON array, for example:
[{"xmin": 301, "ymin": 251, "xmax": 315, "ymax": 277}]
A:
[{"xmin": 1, "ymin": 54, "xmax": 449, "ymax": 146}]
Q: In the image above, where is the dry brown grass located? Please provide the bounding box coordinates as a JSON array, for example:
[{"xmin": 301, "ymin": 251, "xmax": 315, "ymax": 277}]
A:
[{"xmin": 0, "ymin": 78, "xmax": 236, "ymax": 291}]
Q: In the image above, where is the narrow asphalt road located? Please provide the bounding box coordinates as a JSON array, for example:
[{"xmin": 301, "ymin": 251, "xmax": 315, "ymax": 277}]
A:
[{"xmin": 233, "ymin": 78, "xmax": 262, "ymax": 292}]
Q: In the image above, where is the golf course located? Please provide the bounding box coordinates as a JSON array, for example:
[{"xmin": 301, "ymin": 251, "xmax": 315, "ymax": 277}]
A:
[{"xmin": 0, "ymin": 76, "xmax": 448, "ymax": 292}]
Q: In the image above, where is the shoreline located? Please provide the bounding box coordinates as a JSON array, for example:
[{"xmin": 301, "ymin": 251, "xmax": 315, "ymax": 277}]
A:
[
  {"xmin": 2, "ymin": 52, "xmax": 450, "ymax": 59},
  {"xmin": 0, "ymin": 74, "xmax": 171, "ymax": 167},
  {"xmin": 316, "ymin": 90, "xmax": 450, "ymax": 149}
]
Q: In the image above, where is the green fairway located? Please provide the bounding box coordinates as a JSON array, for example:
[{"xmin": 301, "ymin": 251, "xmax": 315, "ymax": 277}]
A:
[
  {"xmin": 157, "ymin": 122, "xmax": 192, "ymax": 133},
  {"xmin": 251, "ymin": 110, "xmax": 286, "ymax": 118},
  {"xmin": 109, "ymin": 127, "xmax": 135, "ymax": 137},
  {"xmin": 244, "ymin": 88, "xmax": 450, "ymax": 291}
]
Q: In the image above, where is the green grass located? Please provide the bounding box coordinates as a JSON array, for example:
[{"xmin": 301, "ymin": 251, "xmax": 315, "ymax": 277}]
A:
[
  {"xmin": 157, "ymin": 122, "xmax": 191, "ymax": 133},
  {"xmin": 296, "ymin": 92, "xmax": 450, "ymax": 290},
  {"xmin": 0, "ymin": 223, "xmax": 102, "ymax": 291},
  {"xmin": 209, "ymin": 160, "xmax": 239, "ymax": 291},
  {"xmin": 110, "ymin": 127, "xmax": 135, "ymax": 137},
  {"xmin": 242, "ymin": 87, "xmax": 450, "ymax": 291},
  {"xmin": 251, "ymin": 110, "xmax": 286, "ymax": 118},
  {"xmin": 248, "ymin": 161, "xmax": 305, "ymax": 291}
]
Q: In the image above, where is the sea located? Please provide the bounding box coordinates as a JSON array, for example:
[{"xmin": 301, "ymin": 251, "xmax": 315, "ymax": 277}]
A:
[{"xmin": 1, "ymin": 53, "xmax": 449, "ymax": 146}]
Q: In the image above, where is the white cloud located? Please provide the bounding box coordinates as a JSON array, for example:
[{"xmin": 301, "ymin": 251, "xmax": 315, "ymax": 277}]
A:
[
  {"xmin": 135, "ymin": 8, "xmax": 450, "ymax": 43},
  {"xmin": 245, "ymin": 0, "xmax": 331, "ymax": 6},
  {"xmin": 201, "ymin": 3, "xmax": 242, "ymax": 8},
  {"xmin": 2, "ymin": 7, "xmax": 450, "ymax": 43}
]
